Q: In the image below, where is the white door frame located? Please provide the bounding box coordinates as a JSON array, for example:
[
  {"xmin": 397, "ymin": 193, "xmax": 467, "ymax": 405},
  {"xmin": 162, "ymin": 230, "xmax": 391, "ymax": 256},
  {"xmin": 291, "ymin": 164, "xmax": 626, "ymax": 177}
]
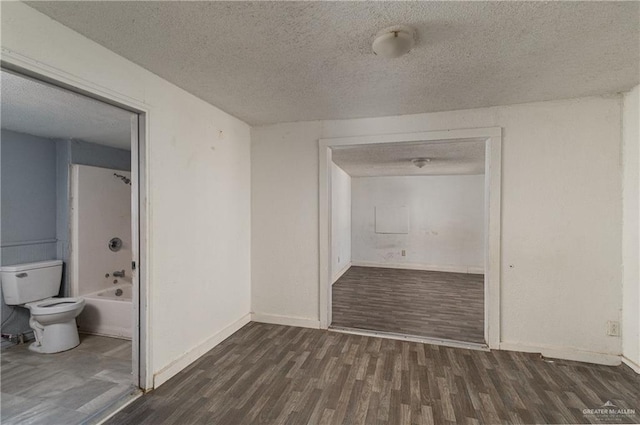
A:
[
  {"xmin": 319, "ymin": 127, "xmax": 502, "ymax": 349},
  {"xmin": 2, "ymin": 54, "xmax": 153, "ymax": 390}
]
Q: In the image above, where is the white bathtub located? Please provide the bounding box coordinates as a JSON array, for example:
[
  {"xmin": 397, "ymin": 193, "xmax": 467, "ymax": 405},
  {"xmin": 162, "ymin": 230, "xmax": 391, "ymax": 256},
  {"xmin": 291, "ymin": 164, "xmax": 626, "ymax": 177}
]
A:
[{"xmin": 78, "ymin": 282, "xmax": 133, "ymax": 340}]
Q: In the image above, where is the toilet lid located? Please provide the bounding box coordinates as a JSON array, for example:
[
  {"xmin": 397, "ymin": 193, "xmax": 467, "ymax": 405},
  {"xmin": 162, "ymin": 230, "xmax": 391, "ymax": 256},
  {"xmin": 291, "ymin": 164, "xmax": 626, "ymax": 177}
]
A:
[{"xmin": 25, "ymin": 297, "xmax": 85, "ymax": 315}]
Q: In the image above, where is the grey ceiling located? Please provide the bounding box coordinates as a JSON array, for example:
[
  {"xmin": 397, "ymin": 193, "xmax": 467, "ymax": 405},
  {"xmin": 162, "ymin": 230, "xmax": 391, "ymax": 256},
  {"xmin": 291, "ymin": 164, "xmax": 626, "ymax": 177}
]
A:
[
  {"xmin": 332, "ymin": 140, "xmax": 485, "ymax": 177},
  {"xmin": 27, "ymin": 1, "xmax": 639, "ymax": 126},
  {"xmin": 1, "ymin": 71, "xmax": 133, "ymax": 149}
]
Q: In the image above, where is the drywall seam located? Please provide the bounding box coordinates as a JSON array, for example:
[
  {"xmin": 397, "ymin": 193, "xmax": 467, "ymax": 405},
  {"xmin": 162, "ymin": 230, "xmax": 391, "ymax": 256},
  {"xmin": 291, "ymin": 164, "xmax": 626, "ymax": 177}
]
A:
[{"xmin": 153, "ymin": 313, "xmax": 251, "ymax": 388}]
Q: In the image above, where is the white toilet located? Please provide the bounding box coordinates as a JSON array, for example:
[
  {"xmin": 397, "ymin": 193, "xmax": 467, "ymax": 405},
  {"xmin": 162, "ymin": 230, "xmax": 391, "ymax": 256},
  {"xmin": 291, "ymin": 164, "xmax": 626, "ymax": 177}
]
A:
[{"xmin": 1, "ymin": 260, "xmax": 85, "ymax": 353}]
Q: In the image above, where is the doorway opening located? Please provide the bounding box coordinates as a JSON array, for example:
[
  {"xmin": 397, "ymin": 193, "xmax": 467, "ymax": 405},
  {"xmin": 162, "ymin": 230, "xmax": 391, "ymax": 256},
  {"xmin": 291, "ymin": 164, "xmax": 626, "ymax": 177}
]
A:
[
  {"xmin": 0, "ymin": 67, "xmax": 147, "ymax": 423},
  {"xmin": 319, "ymin": 129, "xmax": 502, "ymax": 349}
]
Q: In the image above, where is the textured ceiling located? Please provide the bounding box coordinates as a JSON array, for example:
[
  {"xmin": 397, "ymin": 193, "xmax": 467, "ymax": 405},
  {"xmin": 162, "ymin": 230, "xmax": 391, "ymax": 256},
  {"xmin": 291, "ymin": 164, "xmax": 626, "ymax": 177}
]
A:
[
  {"xmin": 27, "ymin": 1, "xmax": 639, "ymax": 126},
  {"xmin": 1, "ymin": 71, "xmax": 133, "ymax": 149},
  {"xmin": 332, "ymin": 140, "xmax": 485, "ymax": 177}
]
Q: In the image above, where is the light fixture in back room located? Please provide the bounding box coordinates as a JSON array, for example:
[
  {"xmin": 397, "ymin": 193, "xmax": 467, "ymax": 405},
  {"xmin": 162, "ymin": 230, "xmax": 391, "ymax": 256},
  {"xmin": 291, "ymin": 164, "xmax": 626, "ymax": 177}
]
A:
[
  {"xmin": 372, "ymin": 25, "xmax": 416, "ymax": 58},
  {"xmin": 411, "ymin": 158, "xmax": 431, "ymax": 168}
]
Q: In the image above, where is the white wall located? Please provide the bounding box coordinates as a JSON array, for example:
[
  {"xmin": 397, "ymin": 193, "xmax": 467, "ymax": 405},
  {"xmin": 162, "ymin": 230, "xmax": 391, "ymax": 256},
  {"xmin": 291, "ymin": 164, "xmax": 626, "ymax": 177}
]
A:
[
  {"xmin": 331, "ymin": 162, "xmax": 351, "ymax": 282},
  {"xmin": 351, "ymin": 175, "xmax": 484, "ymax": 273},
  {"xmin": 252, "ymin": 96, "xmax": 623, "ymax": 363},
  {"xmin": 2, "ymin": 3, "xmax": 252, "ymax": 387},
  {"xmin": 622, "ymin": 85, "xmax": 640, "ymax": 371},
  {"xmin": 251, "ymin": 122, "xmax": 321, "ymax": 327},
  {"xmin": 71, "ymin": 165, "xmax": 131, "ymax": 297}
]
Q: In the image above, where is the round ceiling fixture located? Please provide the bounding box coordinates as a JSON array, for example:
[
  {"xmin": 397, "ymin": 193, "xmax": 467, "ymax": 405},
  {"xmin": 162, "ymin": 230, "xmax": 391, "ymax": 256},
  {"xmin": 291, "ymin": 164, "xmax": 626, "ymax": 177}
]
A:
[
  {"xmin": 411, "ymin": 158, "xmax": 431, "ymax": 168},
  {"xmin": 372, "ymin": 26, "xmax": 416, "ymax": 58}
]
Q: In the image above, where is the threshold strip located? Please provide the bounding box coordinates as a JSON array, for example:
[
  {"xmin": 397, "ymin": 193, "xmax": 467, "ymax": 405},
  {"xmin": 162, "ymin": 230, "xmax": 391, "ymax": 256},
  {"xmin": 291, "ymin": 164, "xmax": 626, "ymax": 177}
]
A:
[
  {"xmin": 328, "ymin": 326, "xmax": 490, "ymax": 352},
  {"xmin": 89, "ymin": 386, "xmax": 142, "ymax": 425}
]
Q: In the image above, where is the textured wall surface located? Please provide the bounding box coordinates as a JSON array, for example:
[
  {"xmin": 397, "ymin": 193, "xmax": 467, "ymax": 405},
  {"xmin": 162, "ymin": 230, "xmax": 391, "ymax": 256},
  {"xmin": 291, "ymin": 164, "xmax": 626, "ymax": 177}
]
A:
[
  {"xmin": 351, "ymin": 175, "xmax": 484, "ymax": 273},
  {"xmin": 252, "ymin": 96, "xmax": 623, "ymax": 361},
  {"xmin": 1, "ymin": 130, "xmax": 57, "ymax": 248},
  {"xmin": 2, "ymin": 3, "xmax": 251, "ymax": 386},
  {"xmin": 1, "ymin": 130, "xmax": 58, "ymax": 334}
]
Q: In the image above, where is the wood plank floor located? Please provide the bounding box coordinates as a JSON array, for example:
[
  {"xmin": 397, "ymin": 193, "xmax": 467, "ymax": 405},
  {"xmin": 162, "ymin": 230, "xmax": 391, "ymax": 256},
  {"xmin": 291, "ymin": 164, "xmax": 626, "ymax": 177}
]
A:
[
  {"xmin": 332, "ymin": 267, "xmax": 485, "ymax": 343},
  {"xmin": 107, "ymin": 322, "xmax": 640, "ymax": 425},
  {"xmin": 1, "ymin": 334, "xmax": 135, "ymax": 425}
]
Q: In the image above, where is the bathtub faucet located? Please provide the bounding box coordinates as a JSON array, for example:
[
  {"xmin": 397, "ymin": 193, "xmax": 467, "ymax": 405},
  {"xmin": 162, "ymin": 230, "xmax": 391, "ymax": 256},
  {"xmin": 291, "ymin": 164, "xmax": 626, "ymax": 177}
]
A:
[{"xmin": 113, "ymin": 270, "xmax": 126, "ymax": 278}]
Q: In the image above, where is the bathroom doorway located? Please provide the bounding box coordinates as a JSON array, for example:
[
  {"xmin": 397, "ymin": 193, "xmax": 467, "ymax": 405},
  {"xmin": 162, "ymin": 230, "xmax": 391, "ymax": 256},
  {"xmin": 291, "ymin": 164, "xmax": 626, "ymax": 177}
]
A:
[{"xmin": 0, "ymin": 67, "xmax": 147, "ymax": 423}]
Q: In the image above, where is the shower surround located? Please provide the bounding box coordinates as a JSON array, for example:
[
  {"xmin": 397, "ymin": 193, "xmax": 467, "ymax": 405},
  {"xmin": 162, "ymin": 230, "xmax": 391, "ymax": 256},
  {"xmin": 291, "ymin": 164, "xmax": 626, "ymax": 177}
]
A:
[{"xmin": 71, "ymin": 164, "xmax": 132, "ymax": 339}]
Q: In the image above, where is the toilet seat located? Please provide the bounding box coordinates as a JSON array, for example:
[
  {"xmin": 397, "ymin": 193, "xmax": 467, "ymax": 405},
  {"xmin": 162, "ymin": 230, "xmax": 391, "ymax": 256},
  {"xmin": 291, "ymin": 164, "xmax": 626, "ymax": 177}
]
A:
[{"xmin": 25, "ymin": 297, "xmax": 85, "ymax": 315}]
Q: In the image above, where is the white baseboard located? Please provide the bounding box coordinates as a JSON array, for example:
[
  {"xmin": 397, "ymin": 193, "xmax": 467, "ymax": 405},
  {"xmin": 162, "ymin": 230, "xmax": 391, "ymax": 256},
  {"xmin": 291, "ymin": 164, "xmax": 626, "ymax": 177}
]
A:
[
  {"xmin": 79, "ymin": 326, "xmax": 132, "ymax": 340},
  {"xmin": 351, "ymin": 261, "xmax": 484, "ymax": 275},
  {"xmin": 251, "ymin": 312, "xmax": 321, "ymax": 329},
  {"xmin": 153, "ymin": 313, "xmax": 251, "ymax": 388},
  {"xmin": 332, "ymin": 262, "xmax": 352, "ymax": 284},
  {"xmin": 499, "ymin": 342, "xmax": 621, "ymax": 366},
  {"xmin": 622, "ymin": 356, "xmax": 640, "ymax": 374}
]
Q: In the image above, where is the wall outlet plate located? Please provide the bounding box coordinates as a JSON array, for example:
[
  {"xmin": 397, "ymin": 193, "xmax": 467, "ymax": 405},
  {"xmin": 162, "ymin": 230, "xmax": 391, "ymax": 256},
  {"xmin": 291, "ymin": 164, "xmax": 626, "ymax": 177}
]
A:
[
  {"xmin": 607, "ymin": 321, "xmax": 620, "ymax": 337},
  {"xmin": 401, "ymin": 249, "xmax": 406, "ymax": 256}
]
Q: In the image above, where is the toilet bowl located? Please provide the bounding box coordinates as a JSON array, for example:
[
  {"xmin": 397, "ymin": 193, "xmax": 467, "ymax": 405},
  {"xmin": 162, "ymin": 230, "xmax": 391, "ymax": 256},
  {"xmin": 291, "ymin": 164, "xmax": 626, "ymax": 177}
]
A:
[
  {"xmin": 1, "ymin": 260, "xmax": 85, "ymax": 354},
  {"xmin": 25, "ymin": 297, "xmax": 85, "ymax": 353}
]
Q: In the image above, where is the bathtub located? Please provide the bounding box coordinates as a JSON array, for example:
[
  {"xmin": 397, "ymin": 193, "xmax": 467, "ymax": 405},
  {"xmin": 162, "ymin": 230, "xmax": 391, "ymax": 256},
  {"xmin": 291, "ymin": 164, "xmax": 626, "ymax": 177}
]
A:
[{"xmin": 77, "ymin": 282, "xmax": 133, "ymax": 340}]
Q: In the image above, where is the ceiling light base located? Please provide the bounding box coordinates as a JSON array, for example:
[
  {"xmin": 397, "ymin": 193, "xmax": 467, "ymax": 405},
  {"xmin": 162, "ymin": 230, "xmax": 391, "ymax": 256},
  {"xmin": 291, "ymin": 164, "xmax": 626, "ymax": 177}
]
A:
[
  {"xmin": 372, "ymin": 26, "xmax": 416, "ymax": 58},
  {"xmin": 412, "ymin": 158, "xmax": 431, "ymax": 168}
]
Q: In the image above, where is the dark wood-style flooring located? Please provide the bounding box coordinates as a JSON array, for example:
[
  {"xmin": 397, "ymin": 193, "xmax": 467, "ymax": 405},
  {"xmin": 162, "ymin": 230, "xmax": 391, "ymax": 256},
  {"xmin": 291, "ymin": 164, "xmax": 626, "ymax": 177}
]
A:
[
  {"xmin": 107, "ymin": 322, "xmax": 640, "ymax": 425},
  {"xmin": 332, "ymin": 267, "xmax": 484, "ymax": 343}
]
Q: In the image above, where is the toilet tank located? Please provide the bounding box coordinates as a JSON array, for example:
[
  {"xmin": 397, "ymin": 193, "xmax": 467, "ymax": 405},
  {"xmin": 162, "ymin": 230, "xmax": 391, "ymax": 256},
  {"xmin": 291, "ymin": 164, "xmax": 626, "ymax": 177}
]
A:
[{"xmin": 0, "ymin": 260, "xmax": 63, "ymax": 305}]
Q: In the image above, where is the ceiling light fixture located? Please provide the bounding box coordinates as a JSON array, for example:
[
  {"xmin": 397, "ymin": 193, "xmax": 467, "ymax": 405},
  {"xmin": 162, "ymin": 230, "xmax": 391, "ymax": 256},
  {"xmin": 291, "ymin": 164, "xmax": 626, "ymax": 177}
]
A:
[
  {"xmin": 372, "ymin": 26, "xmax": 416, "ymax": 58},
  {"xmin": 411, "ymin": 158, "xmax": 431, "ymax": 168}
]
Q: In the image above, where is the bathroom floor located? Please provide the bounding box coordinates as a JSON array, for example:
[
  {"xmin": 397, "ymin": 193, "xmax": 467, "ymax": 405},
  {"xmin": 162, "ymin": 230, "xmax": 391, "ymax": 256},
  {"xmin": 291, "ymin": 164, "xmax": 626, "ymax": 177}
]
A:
[{"xmin": 1, "ymin": 334, "xmax": 137, "ymax": 425}]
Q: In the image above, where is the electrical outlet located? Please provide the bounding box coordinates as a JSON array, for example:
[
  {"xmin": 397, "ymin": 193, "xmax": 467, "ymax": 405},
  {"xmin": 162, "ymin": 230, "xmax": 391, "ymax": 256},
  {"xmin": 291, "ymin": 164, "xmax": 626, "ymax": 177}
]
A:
[
  {"xmin": 607, "ymin": 321, "xmax": 620, "ymax": 337},
  {"xmin": 401, "ymin": 250, "xmax": 406, "ymax": 257},
  {"xmin": 338, "ymin": 256, "xmax": 340, "ymax": 263}
]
